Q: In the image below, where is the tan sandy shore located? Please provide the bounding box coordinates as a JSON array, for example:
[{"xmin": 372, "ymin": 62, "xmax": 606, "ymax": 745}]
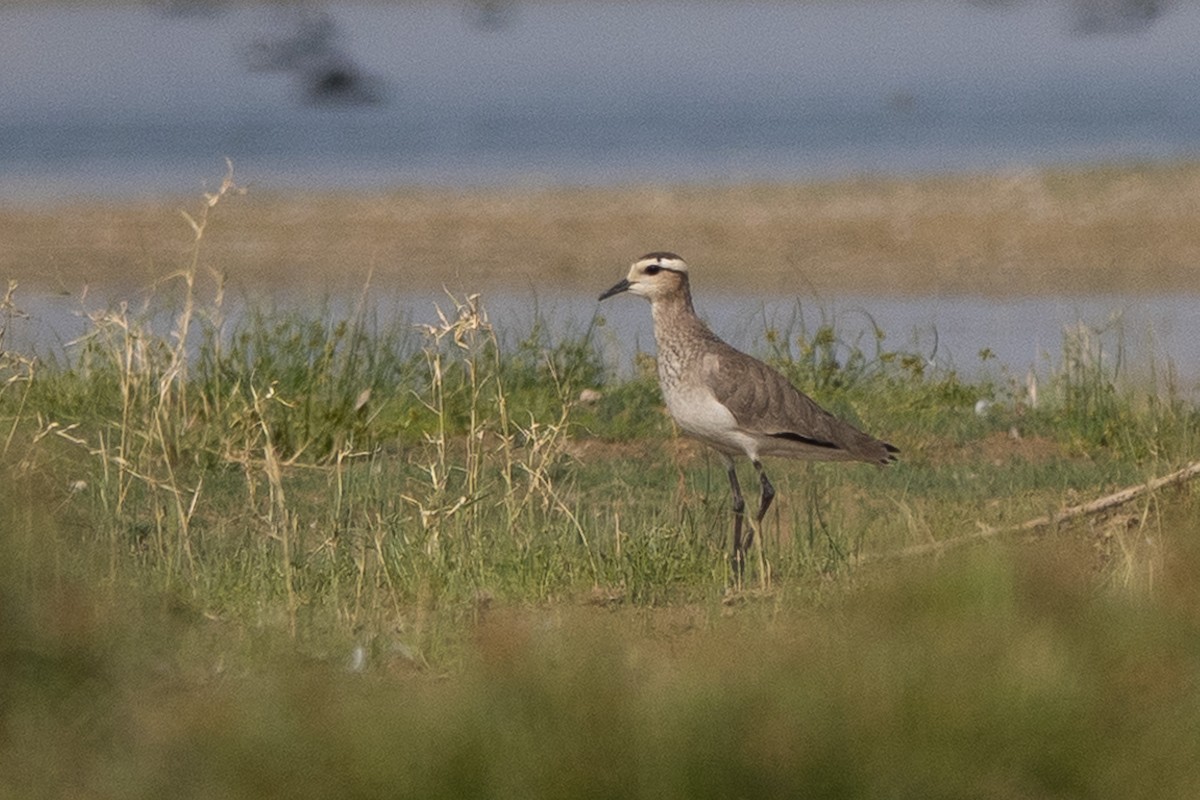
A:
[{"xmin": 4, "ymin": 161, "xmax": 1199, "ymax": 298}]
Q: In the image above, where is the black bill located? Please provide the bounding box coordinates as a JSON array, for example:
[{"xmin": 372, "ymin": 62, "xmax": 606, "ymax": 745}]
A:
[{"xmin": 598, "ymin": 278, "xmax": 631, "ymax": 301}]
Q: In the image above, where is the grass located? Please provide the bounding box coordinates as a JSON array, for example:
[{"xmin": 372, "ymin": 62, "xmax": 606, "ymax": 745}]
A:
[
  {"xmin": 4, "ymin": 496, "xmax": 1200, "ymax": 798},
  {"xmin": 3, "ymin": 176, "xmax": 1200, "ymax": 796}
]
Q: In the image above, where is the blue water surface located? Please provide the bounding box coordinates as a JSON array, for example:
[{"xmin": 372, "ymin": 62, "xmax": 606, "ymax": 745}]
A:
[{"xmin": 2, "ymin": 1, "xmax": 1199, "ymax": 200}]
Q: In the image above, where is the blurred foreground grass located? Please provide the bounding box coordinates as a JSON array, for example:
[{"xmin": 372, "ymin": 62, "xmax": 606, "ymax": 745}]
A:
[
  {"xmin": 2, "ymin": 172, "xmax": 1200, "ymax": 796},
  {"xmin": 4, "ymin": 478, "xmax": 1200, "ymax": 798}
]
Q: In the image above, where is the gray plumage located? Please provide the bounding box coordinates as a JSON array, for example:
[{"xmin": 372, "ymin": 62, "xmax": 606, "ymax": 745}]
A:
[{"xmin": 600, "ymin": 252, "xmax": 897, "ymax": 579}]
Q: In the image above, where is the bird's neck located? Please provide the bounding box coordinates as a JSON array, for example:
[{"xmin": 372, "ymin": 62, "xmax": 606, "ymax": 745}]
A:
[{"xmin": 650, "ymin": 286, "xmax": 717, "ymax": 357}]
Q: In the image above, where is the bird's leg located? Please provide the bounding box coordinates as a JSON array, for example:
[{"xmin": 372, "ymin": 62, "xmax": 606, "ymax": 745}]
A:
[
  {"xmin": 745, "ymin": 460, "xmax": 775, "ymax": 554},
  {"xmin": 726, "ymin": 460, "xmax": 748, "ymax": 581}
]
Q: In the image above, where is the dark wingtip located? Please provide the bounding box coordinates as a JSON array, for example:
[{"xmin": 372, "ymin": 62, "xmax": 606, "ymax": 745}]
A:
[
  {"xmin": 882, "ymin": 442, "xmax": 899, "ymax": 465},
  {"xmin": 768, "ymin": 431, "xmax": 840, "ymax": 450}
]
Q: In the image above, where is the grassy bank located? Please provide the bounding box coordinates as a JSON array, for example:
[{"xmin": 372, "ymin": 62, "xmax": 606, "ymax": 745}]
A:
[{"xmin": 3, "ymin": 177, "xmax": 1200, "ymax": 796}]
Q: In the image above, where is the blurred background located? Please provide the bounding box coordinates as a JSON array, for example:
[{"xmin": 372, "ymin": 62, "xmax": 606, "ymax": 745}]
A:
[
  {"xmin": 3, "ymin": 0, "xmax": 1198, "ymax": 385},
  {"xmin": 1, "ymin": 0, "xmax": 1194, "ymax": 199}
]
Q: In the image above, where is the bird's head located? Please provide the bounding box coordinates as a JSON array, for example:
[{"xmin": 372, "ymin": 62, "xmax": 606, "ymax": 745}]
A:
[{"xmin": 598, "ymin": 252, "xmax": 690, "ymax": 303}]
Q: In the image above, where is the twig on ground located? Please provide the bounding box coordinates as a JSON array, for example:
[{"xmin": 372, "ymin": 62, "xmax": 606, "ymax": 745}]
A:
[{"xmin": 865, "ymin": 460, "xmax": 1200, "ymax": 564}]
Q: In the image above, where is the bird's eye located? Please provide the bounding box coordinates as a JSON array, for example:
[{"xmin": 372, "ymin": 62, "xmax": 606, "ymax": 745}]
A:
[{"xmin": 644, "ymin": 264, "xmax": 662, "ymax": 275}]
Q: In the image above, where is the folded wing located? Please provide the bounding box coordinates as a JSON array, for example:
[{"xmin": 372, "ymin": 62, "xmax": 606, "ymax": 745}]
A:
[{"xmin": 702, "ymin": 342, "xmax": 898, "ymax": 464}]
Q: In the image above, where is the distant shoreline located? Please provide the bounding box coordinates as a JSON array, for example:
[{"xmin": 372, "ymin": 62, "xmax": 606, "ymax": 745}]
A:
[{"xmin": 4, "ymin": 160, "xmax": 1199, "ymax": 298}]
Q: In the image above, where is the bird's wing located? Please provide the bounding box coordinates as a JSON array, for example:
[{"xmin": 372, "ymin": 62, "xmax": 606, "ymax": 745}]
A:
[{"xmin": 701, "ymin": 342, "xmax": 896, "ymax": 462}]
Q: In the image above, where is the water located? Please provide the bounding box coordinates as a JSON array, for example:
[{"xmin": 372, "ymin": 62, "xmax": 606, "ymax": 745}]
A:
[
  {"xmin": 4, "ymin": 1, "xmax": 1197, "ymax": 389},
  {"xmin": 3, "ymin": 1, "xmax": 1200, "ymax": 200},
  {"xmin": 9, "ymin": 287, "xmax": 1198, "ymax": 391}
]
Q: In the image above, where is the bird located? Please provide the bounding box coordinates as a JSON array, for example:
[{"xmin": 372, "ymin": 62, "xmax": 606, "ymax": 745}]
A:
[{"xmin": 599, "ymin": 252, "xmax": 898, "ymax": 579}]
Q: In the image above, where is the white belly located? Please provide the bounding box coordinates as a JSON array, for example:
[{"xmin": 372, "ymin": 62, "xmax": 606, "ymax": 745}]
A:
[{"xmin": 663, "ymin": 383, "xmax": 758, "ymax": 459}]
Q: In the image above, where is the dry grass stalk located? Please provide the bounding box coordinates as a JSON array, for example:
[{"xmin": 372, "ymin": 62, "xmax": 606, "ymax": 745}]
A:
[{"xmin": 0, "ymin": 280, "xmax": 36, "ymax": 455}]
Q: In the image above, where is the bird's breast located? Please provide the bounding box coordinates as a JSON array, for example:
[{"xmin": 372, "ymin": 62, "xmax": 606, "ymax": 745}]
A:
[{"xmin": 661, "ymin": 381, "xmax": 754, "ymax": 456}]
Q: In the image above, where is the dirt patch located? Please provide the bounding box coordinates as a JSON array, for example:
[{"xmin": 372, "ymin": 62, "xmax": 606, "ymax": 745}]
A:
[
  {"xmin": 565, "ymin": 436, "xmax": 705, "ymax": 464},
  {"xmin": 968, "ymin": 431, "xmax": 1068, "ymax": 466}
]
